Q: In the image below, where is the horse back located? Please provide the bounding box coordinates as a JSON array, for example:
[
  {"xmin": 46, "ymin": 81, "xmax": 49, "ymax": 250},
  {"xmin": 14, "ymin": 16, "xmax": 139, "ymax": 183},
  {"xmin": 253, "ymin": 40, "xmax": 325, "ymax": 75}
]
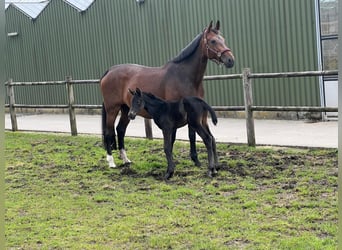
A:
[
  {"xmin": 101, "ymin": 64, "xmax": 166, "ymax": 97},
  {"xmin": 100, "ymin": 63, "xmax": 204, "ymax": 114}
]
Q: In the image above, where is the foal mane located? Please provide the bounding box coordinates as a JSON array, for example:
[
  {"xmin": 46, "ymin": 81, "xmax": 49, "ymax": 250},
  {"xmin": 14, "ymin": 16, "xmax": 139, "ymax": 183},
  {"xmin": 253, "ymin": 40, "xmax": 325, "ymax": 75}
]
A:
[
  {"xmin": 144, "ymin": 92, "xmax": 165, "ymax": 105},
  {"xmin": 171, "ymin": 33, "xmax": 203, "ymax": 63}
]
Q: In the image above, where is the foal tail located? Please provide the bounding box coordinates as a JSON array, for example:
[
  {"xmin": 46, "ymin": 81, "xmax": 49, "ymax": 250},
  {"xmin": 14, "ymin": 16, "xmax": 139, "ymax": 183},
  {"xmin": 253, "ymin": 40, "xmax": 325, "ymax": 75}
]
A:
[{"xmin": 202, "ymin": 101, "xmax": 218, "ymax": 125}]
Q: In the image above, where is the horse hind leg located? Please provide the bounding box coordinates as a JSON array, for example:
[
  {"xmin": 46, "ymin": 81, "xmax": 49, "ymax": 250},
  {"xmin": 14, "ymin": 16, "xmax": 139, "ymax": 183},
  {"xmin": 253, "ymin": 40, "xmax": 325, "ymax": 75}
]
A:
[
  {"xmin": 104, "ymin": 131, "xmax": 116, "ymax": 168},
  {"xmin": 116, "ymin": 105, "xmax": 132, "ymax": 164},
  {"xmin": 102, "ymin": 104, "xmax": 119, "ymax": 168}
]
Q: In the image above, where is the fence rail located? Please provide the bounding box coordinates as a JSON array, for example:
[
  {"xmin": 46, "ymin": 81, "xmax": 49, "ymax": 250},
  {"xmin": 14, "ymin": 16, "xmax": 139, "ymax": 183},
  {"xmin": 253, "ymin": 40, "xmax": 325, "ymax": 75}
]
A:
[{"xmin": 5, "ymin": 69, "xmax": 338, "ymax": 146}]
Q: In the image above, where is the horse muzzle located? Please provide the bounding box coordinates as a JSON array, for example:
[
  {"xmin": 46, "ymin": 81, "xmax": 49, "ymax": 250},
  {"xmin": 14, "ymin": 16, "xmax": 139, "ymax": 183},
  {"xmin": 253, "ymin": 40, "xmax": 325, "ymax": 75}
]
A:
[
  {"xmin": 128, "ymin": 111, "xmax": 137, "ymax": 120},
  {"xmin": 221, "ymin": 54, "xmax": 235, "ymax": 68}
]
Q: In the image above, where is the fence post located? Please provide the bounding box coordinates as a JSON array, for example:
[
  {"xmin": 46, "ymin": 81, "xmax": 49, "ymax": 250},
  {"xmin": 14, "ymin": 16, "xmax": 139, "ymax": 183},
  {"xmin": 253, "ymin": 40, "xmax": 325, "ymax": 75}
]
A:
[
  {"xmin": 7, "ymin": 79, "xmax": 18, "ymax": 131},
  {"xmin": 242, "ymin": 68, "xmax": 256, "ymax": 146},
  {"xmin": 66, "ymin": 76, "xmax": 77, "ymax": 136},
  {"xmin": 144, "ymin": 118, "xmax": 153, "ymax": 139}
]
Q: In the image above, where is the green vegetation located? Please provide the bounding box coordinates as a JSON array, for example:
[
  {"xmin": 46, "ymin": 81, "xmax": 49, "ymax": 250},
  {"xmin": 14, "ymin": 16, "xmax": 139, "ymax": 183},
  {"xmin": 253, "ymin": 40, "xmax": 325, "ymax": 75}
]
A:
[{"xmin": 5, "ymin": 132, "xmax": 337, "ymax": 249}]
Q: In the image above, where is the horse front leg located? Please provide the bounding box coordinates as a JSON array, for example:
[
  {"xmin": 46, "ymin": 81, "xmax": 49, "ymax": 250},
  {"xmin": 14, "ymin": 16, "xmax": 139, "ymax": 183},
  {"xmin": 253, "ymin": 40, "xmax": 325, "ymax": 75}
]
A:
[
  {"xmin": 188, "ymin": 126, "xmax": 201, "ymax": 166},
  {"xmin": 163, "ymin": 130, "xmax": 176, "ymax": 180},
  {"xmin": 212, "ymin": 136, "xmax": 218, "ymax": 169},
  {"xmin": 204, "ymin": 124, "xmax": 219, "ymax": 169},
  {"xmin": 116, "ymin": 105, "xmax": 132, "ymax": 164},
  {"xmin": 208, "ymin": 135, "xmax": 219, "ymax": 176},
  {"xmin": 195, "ymin": 127, "xmax": 216, "ymax": 178}
]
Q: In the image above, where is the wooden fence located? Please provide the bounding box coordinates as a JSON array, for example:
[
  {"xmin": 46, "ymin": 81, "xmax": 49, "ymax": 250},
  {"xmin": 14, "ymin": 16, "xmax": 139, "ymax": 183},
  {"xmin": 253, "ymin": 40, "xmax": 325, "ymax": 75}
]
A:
[{"xmin": 5, "ymin": 68, "xmax": 338, "ymax": 146}]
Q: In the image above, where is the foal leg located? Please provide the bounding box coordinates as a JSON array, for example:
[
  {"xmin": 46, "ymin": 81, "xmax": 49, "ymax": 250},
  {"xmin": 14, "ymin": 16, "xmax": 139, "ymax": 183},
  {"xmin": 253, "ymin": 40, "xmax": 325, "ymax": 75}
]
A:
[
  {"xmin": 171, "ymin": 129, "xmax": 177, "ymax": 151},
  {"xmin": 163, "ymin": 130, "xmax": 176, "ymax": 180},
  {"xmin": 117, "ymin": 105, "xmax": 132, "ymax": 164},
  {"xmin": 188, "ymin": 126, "xmax": 201, "ymax": 166}
]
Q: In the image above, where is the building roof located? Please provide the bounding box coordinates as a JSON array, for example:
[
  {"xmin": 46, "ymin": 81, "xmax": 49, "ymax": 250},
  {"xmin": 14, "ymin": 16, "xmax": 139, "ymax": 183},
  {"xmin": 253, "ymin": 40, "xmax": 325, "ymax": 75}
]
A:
[
  {"xmin": 5, "ymin": 0, "xmax": 95, "ymax": 19},
  {"xmin": 6, "ymin": 1, "xmax": 49, "ymax": 19},
  {"xmin": 63, "ymin": 0, "xmax": 94, "ymax": 12}
]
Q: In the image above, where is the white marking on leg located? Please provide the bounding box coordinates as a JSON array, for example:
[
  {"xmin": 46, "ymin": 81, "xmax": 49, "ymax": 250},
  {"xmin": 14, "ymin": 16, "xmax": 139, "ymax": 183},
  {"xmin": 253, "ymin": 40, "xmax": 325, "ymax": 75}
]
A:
[
  {"xmin": 106, "ymin": 154, "xmax": 116, "ymax": 168},
  {"xmin": 119, "ymin": 149, "xmax": 132, "ymax": 164}
]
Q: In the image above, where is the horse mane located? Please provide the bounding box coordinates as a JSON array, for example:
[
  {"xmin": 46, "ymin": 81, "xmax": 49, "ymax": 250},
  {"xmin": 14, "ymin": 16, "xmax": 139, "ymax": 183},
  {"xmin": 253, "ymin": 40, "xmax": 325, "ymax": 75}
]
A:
[{"xmin": 171, "ymin": 33, "xmax": 203, "ymax": 63}]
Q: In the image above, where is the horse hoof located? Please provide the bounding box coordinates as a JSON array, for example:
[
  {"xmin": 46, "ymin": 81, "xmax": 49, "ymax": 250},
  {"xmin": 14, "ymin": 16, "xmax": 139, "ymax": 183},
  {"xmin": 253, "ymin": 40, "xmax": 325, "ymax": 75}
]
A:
[
  {"xmin": 207, "ymin": 169, "xmax": 217, "ymax": 178},
  {"xmin": 106, "ymin": 155, "xmax": 116, "ymax": 168},
  {"xmin": 108, "ymin": 160, "xmax": 116, "ymax": 168},
  {"xmin": 120, "ymin": 149, "xmax": 132, "ymax": 164}
]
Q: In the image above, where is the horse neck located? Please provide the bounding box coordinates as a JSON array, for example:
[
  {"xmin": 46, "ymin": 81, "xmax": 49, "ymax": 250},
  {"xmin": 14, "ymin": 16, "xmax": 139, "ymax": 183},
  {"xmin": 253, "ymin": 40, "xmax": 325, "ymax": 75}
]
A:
[
  {"xmin": 170, "ymin": 43, "xmax": 208, "ymax": 93},
  {"xmin": 187, "ymin": 45, "xmax": 208, "ymax": 84}
]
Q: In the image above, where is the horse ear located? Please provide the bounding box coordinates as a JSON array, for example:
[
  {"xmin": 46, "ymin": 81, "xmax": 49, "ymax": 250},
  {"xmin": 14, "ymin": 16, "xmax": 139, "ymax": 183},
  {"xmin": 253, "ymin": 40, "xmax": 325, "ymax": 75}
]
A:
[
  {"xmin": 136, "ymin": 88, "xmax": 142, "ymax": 96},
  {"xmin": 207, "ymin": 20, "xmax": 213, "ymax": 32},
  {"xmin": 215, "ymin": 20, "xmax": 220, "ymax": 31},
  {"xmin": 128, "ymin": 88, "xmax": 135, "ymax": 95}
]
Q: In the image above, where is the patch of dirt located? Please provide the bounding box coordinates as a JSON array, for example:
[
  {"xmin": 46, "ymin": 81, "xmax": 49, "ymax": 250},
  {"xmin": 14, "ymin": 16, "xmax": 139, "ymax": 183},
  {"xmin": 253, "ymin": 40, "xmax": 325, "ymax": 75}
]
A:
[
  {"xmin": 205, "ymin": 146, "xmax": 336, "ymax": 183},
  {"xmin": 120, "ymin": 165, "xmax": 138, "ymax": 176},
  {"xmin": 101, "ymin": 145, "xmax": 337, "ymax": 188}
]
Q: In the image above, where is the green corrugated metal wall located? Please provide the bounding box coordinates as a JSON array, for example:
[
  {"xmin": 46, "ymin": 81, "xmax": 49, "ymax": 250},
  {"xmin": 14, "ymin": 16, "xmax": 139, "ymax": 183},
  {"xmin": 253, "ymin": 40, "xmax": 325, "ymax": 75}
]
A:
[{"xmin": 5, "ymin": 0, "xmax": 319, "ymax": 106}]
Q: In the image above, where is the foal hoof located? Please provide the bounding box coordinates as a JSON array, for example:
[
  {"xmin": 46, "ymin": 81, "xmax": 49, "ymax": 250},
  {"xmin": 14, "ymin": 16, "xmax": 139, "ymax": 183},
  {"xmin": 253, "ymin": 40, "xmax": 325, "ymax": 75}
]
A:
[
  {"xmin": 190, "ymin": 155, "xmax": 201, "ymax": 167},
  {"xmin": 194, "ymin": 160, "xmax": 201, "ymax": 167},
  {"xmin": 164, "ymin": 172, "xmax": 174, "ymax": 180},
  {"xmin": 192, "ymin": 158, "xmax": 201, "ymax": 167}
]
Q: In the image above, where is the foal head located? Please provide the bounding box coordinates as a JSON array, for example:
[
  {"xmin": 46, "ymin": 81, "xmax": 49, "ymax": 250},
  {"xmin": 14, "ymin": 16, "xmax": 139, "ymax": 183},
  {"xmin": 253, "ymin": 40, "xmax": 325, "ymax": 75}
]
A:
[
  {"xmin": 128, "ymin": 88, "xmax": 145, "ymax": 120},
  {"xmin": 203, "ymin": 20, "xmax": 235, "ymax": 68}
]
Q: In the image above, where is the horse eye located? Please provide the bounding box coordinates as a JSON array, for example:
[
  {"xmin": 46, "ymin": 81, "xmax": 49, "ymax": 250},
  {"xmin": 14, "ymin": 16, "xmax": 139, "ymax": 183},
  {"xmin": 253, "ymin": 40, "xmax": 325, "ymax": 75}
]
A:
[{"xmin": 210, "ymin": 39, "xmax": 216, "ymax": 45}]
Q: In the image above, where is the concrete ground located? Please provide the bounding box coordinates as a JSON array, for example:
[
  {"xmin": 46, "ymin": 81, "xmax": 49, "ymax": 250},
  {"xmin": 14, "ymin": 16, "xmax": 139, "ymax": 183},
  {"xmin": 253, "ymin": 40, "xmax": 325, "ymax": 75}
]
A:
[{"xmin": 5, "ymin": 113, "xmax": 337, "ymax": 148}]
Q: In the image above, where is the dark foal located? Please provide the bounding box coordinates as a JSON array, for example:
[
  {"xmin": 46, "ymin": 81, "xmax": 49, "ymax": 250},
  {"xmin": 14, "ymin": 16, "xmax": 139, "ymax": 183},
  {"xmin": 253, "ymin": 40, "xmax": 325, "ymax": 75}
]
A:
[{"xmin": 128, "ymin": 88, "xmax": 219, "ymax": 179}]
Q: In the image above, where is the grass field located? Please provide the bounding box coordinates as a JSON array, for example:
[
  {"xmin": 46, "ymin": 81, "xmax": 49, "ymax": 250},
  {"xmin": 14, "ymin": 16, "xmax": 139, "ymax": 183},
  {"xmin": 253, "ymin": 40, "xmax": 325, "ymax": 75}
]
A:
[{"xmin": 5, "ymin": 132, "xmax": 337, "ymax": 249}]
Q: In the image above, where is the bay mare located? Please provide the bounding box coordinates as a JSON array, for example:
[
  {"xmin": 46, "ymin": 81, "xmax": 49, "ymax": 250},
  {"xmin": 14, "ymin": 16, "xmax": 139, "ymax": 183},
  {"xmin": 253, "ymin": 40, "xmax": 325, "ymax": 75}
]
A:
[{"xmin": 100, "ymin": 20, "xmax": 234, "ymax": 168}]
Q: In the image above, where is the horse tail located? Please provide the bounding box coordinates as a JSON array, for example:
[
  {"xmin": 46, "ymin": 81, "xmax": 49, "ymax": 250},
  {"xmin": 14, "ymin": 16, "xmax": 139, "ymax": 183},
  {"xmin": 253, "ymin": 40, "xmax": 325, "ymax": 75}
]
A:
[
  {"xmin": 101, "ymin": 103, "xmax": 107, "ymax": 148},
  {"xmin": 100, "ymin": 70, "xmax": 109, "ymax": 148},
  {"xmin": 202, "ymin": 100, "xmax": 218, "ymax": 125}
]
